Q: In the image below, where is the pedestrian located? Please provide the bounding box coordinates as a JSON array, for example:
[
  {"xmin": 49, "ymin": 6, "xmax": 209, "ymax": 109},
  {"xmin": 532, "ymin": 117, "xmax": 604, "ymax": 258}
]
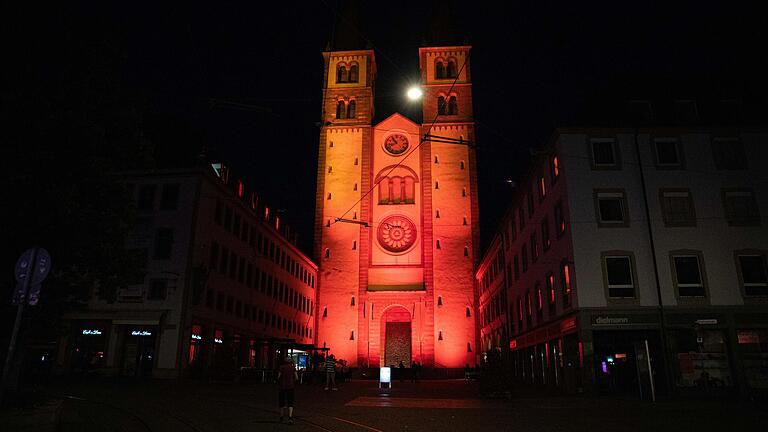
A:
[
  {"xmin": 277, "ymin": 356, "xmax": 298, "ymax": 424},
  {"xmin": 410, "ymin": 360, "xmax": 416, "ymax": 383},
  {"xmin": 324, "ymin": 354, "xmax": 337, "ymax": 390},
  {"xmin": 398, "ymin": 360, "xmax": 405, "ymax": 382}
]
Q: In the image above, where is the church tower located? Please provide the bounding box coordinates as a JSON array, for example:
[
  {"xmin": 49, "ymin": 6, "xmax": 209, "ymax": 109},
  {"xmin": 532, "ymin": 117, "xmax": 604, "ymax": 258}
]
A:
[{"xmin": 315, "ymin": 16, "xmax": 478, "ymax": 372}]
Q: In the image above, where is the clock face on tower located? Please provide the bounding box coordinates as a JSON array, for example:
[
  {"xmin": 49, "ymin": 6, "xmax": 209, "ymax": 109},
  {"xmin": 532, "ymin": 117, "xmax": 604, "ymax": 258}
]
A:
[
  {"xmin": 384, "ymin": 134, "xmax": 409, "ymax": 155},
  {"xmin": 377, "ymin": 215, "xmax": 417, "ymax": 253}
]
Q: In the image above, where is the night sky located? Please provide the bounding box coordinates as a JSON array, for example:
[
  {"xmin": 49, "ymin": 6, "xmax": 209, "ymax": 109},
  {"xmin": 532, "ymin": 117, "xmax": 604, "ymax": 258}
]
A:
[{"xmin": 7, "ymin": 1, "xmax": 766, "ymax": 256}]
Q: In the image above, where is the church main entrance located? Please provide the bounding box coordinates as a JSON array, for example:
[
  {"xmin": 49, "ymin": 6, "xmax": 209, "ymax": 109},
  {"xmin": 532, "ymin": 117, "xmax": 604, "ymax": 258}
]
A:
[{"xmin": 382, "ymin": 306, "xmax": 411, "ymax": 368}]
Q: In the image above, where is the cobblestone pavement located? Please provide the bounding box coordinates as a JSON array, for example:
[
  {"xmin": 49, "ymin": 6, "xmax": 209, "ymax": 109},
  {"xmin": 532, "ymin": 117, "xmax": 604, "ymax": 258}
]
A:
[{"xmin": 2, "ymin": 377, "xmax": 766, "ymax": 431}]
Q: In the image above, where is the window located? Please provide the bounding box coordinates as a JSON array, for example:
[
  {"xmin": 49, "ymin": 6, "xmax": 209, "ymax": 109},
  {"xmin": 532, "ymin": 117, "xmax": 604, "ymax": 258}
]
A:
[
  {"xmin": 377, "ymin": 171, "xmax": 417, "ymax": 205},
  {"xmin": 530, "ymin": 232, "xmax": 539, "ymax": 262},
  {"xmin": 595, "ymin": 190, "xmax": 629, "ymax": 227},
  {"xmin": 447, "ymin": 96, "xmax": 458, "ymax": 115},
  {"xmin": 660, "ymin": 189, "xmax": 696, "ymax": 227},
  {"xmin": 541, "ymin": 218, "xmax": 550, "ymax": 251},
  {"xmin": 536, "ymin": 283, "xmax": 543, "ymax": 316},
  {"xmin": 539, "ymin": 176, "xmax": 546, "ymax": 201},
  {"xmin": 219, "ymin": 247, "xmax": 228, "ymax": 274},
  {"xmin": 551, "ymin": 155, "xmax": 560, "ymax": 183},
  {"xmin": 527, "ymin": 192, "xmax": 534, "ymax": 218},
  {"xmin": 209, "ymin": 242, "xmax": 219, "ymax": 269},
  {"xmin": 526, "ymin": 291, "xmax": 532, "ymax": 322},
  {"xmin": 154, "ymin": 228, "xmax": 173, "ymax": 259},
  {"xmin": 518, "ymin": 207, "xmax": 525, "ymax": 230},
  {"xmin": 723, "ymin": 189, "xmax": 760, "ymax": 226},
  {"xmin": 437, "ymin": 96, "xmax": 446, "ymax": 115},
  {"xmin": 137, "ymin": 184, "xmax": 156, "ymax": 211},
  {"xmin": 435, "ymin": 60, "xmax": 445, "ymax": 79},
  {"xmin": 546, "ymin": 273, "xmax": 556, "ymax": 313},
  {"xmin": 653, "ymin": 138, "xmax": 682, "ymax": 168},
  {"xmin": 336, "ymin": 64, "xmax": 348, "ymax": 83},
  {"xmin": 522, "ymin": 245, "xmax": 528, "ymax": 272},
  {"xmin": 349, "ymin": 63, "xmax": 359, "ymax": 82},
  {"xmin": 148, "ymin": 279, "xmax": 167, "ymax": 300},
  {"xmin": 590, "ymin": 138, "xmax": 619, "ymax": 168},
  {"xmin": 336, "ymin": 100, "xmax": 345, "ymax": 119},
  {"xmin": 160, "ymin": 184, "xmax": 180, "ymax": 210},
  {"xmin": 737, "ymin": 253, "xmax": 768, "ymax": 296},
  {"xmin": 672, "ymin": 254, "xmax": 706, "ymax": 297},
  {"xmin": 517, "ymin": 297, "xmax": 523, "ymax": 328},
  {"xmin": 712, "ymin": 137, "xmax": 746, "ymax": 170},
  {"xmin": 347, "ymin": 99, "xmax": 356, "ymax": 118},
  {"xmin": 675, "ymin": 99, "xmax": 699, "ymax": 123},
  {"xmin": 561, "ymin": 262, "xmax": 572, "ymax": 306},
  {"xmin": 604, "ymin": 254, "xmax": 636, "ymax": 298},
  {"xmin": 554, "ymin": 201, "xmax": 565, "ymax": 236},
  {"xmin": 447, "ymin": 59, "xmax": 457, "ymax": 78}
]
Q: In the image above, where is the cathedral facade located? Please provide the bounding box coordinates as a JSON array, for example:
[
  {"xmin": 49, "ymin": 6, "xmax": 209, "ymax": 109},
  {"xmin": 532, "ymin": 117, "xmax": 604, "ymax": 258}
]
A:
[{"xmin": 314, "ymin": 44, "xmax": 479, "ymax": 371}]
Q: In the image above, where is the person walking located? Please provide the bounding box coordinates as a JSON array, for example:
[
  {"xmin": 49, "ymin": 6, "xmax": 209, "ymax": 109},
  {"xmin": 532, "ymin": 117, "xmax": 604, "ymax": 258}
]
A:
[
  {"xmin": 324, "ymin": 354, "xmax": 337, "ymax": 390},
  {"xmin": 398, "ymin": 360, "xmax": 405, "ymax": 382},
  {"xmin": 277, "ymin": 356, "xmax": 298, "ymax": 424}
]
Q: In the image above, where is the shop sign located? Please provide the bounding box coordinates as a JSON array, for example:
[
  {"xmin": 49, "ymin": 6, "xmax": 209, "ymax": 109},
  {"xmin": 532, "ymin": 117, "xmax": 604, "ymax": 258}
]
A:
[
  {"xmin": 737, "ymin": 330, "xmax": 760, "ymax": 344},
  {"xmin": 694, "ymin": 319, "xmax": 718, "ymax": 326},
  {"xmin": 380, "ymin": 366, "xmax": 391, "ymax": 384},
  {"xmin": 191, "ymin": 334, "xmax": 202, "ymax": 341},
  {"xmin": 509, "ymin": 339, "xmax": 517, "ymax": 349},
  {"xmin": 593, "ymin": 316, "xmax": 630, "ymax": 326},
  {"xmin": 131, "ymin": 330, "xmax": 152, "ymax": 336},
  {"xmin": 560, "ymin": 316, "xmax": 577, "ymax": 333},
  {"xmin": 82, "ymin": 329, "xmax": 102, "ymax": 335},
  {"xmin": 214, "ymin": 338, "xmax": 223, "ymax": 344}
]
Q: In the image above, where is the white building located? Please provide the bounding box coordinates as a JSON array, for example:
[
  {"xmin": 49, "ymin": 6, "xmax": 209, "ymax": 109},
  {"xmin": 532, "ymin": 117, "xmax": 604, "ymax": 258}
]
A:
[
  {"xmin": 58, "ymin": 165, "xmax": 318, "ymax": 378},
  {"xmin": 482, "ymin": 127, "xmax": 768, "ymax": 397}
]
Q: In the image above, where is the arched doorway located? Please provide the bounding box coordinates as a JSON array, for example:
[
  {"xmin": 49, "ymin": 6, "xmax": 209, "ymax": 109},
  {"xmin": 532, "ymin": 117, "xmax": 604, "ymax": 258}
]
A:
[{"xmin": 381, "ymin": 306, "xmax": 412, "ymax": 368}]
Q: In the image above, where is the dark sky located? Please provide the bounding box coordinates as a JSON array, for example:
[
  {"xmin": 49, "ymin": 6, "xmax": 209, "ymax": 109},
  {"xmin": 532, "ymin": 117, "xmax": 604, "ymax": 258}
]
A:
[{"xmin": 8, "ymin": 1, "xmax": 766, "ymax": 256}]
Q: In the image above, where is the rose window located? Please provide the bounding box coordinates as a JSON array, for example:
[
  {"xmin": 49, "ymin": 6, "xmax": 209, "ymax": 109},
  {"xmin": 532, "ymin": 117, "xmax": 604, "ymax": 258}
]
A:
[{"xmin": 377, "ymin": 215, "xmax": 417, "ymax": 253}]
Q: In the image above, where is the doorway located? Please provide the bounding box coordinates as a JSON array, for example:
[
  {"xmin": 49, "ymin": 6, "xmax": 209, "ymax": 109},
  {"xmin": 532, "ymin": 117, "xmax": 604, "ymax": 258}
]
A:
[{"xmin": 382, "ymin": 306, "xmax": 412, "ymax": 368}]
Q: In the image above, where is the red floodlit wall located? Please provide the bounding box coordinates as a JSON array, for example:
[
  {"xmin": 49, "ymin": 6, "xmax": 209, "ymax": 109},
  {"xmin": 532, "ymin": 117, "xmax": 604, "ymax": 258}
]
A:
[{"xmin": 316, "ymin": 46, "xmax": 478, "ymax": 369}]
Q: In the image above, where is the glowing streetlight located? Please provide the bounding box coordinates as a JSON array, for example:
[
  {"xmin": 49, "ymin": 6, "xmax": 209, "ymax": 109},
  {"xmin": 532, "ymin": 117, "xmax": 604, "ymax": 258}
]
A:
[{"xmin": 406, "ymin": 86, "xmax": 423, "ymax": 100}]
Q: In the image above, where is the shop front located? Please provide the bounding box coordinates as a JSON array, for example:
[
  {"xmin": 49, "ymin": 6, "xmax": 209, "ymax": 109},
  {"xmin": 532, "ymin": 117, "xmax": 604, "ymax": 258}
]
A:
[
  {"xmin": 509, "ymin": 314, "xmax": 581, "ymax": 393},
  {"xmin": 70, "ymin": 322, "xmax": 111, "ymax": 373},
  {"xmin": 586, "ymin": 312, "xmax": 666, "ymax": 398},
  {"xmin": 120, "ymin": 326, "xmax": 158, "ymax": 377}
]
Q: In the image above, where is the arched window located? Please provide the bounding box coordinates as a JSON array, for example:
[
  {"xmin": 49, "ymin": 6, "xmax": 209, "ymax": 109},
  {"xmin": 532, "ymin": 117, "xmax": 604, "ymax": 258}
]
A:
[
  {"xmin": 349, "ymin": 63, "xmax": 359, "ymax": 82},
  {"xmin": 437, "ymin": 96, "xmax": 446, "ymax": 115},
  {"xmin": 336, "ymin": 100, "xmax": 345, "ymax": 119},
  {"xmin": 447, "ymin": 59, "xmax": 457, "ymax": 78},
  {"xmin": 435, "ymin": 60, "xmax": 445, "ymax": 79},
  {"xmin": 337, "ymin": 64, "xmax": 348, "ymax": 83},
  {"xmin": 376, "ymin": 166, "xmax": 419, "ymax": 205},
  {"xmin": 448, "ymin": 96, "xmax": 458, "ymax": 115},
  {"xmin": 347, "ymin": 99, "xmax": 356, "ymax": 119}
]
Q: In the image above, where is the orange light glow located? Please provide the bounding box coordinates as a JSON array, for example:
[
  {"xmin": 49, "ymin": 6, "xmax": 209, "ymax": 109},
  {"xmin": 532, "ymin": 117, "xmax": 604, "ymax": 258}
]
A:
[{"xmin": 553, "ymin": 156, "xmax": 559, "ymax": 178}]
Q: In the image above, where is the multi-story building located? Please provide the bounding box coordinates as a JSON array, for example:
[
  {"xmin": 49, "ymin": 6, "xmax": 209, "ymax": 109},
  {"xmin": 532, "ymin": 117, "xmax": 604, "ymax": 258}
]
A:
[
  {"xmin": 480, "ymin": 126, "xmax": 768, "ymax": 396},
  {"xmin": 57, "ymin": 165, "xmax": 318, "ymax": 378},
  {"xmin": 476, "ymin": 236, "xmax": 508, "ymax": 357},
  {"xmin": 314, "ymin": 40, "xmax": 480, "ymax": 373}
]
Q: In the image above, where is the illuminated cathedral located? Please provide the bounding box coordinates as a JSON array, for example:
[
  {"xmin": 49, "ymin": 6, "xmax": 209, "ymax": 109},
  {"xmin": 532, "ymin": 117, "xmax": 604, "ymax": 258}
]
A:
[{"xmin": 314, "ymin": 23, "xmax": 479, "ymax": 372}]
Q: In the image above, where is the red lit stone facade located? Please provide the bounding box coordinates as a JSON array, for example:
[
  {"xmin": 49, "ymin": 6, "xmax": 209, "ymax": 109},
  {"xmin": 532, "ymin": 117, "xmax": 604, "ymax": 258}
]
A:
[{"xmin": 315, "ymin": 46, "xmax": 479, "ymax": 372}]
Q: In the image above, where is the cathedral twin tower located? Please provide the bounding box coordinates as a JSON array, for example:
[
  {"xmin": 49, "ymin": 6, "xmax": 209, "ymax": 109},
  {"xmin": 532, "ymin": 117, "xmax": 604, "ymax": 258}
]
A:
[{"xmin": 314, "ymin": 43, "xmax": 479, "ymax": 371}]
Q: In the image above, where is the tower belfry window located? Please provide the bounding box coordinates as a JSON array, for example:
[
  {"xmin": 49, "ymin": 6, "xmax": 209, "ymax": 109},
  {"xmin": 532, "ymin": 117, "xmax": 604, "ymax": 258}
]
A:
[
  {"xmin": 435, "ymin": 60, "xmax": 445, "ymax": 79},
  {"xmin": 447, "ymin": 96, "xmax": 458, "ymax": 115},
  {"xmin": 349, "ymin": 64, "xmax": 359, "ymax": 82},
  {"xmin": 347, "ymin": 99, "xmax": 356, "ymax": 118},
  {"xmin": 447, "ymin": 60, "xmax": 458, "ymax": 78},
  {"xmin": 336, "ymin": 100, "xmax": 345, "ymax": 119},
  {"xmin": 437, "ymin": 96, "xmax": 446, "ymax": 115},
  {"xmin": 337, "ymin": 65, "xmax": 348, "ymax": 83}
]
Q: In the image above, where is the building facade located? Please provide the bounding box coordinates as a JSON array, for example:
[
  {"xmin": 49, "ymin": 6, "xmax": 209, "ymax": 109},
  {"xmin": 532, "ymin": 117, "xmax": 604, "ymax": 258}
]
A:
[
  {"xmin": 480, "ymin": 127, "xmax": 768, "ymax": 396},
  {"xmin": 314, "ymin": 45, "xmax": 480, "ymax": 372},
  {"xmin": 57, "ymin": 166, "xmax": 318, "ymax": 378}
]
